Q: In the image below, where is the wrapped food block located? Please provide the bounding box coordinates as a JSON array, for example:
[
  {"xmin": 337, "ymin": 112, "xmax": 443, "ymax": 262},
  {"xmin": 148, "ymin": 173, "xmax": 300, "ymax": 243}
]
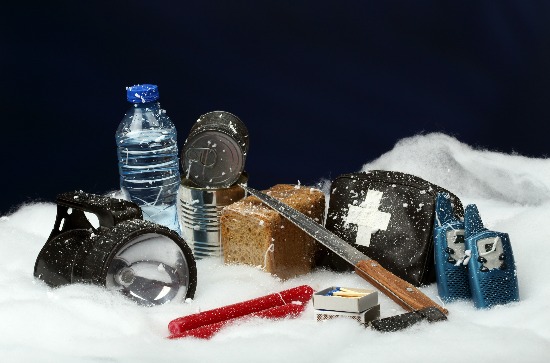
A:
[{"xmin": 221, "ymin": 184, "xmax": 325, "ymax": 279}]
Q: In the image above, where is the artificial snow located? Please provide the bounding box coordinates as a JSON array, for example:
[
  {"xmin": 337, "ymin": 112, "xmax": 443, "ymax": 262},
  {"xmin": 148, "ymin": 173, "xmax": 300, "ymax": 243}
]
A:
[{"xmin": 0, "ymin": 132, "xmax": 549, "ymax": 362}]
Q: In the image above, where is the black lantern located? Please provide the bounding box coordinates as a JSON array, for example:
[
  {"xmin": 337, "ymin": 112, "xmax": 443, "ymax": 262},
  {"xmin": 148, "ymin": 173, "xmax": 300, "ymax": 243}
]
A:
[{"xmin": 34, "ymin": 191, "xmax": 197, "ymax": 306}]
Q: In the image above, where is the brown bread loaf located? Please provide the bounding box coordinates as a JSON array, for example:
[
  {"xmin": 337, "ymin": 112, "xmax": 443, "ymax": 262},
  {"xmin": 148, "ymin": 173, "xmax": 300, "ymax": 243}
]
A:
[{"xmin": 221, "ymin": 184, "xmax": 325, "ymax": 280}]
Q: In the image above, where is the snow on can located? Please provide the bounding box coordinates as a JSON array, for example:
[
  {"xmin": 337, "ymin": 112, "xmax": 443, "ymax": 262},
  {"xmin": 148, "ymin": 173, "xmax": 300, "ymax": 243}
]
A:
[{"xmin": 182, "ymin": 111, "xmax": 249, "ymax": 189}]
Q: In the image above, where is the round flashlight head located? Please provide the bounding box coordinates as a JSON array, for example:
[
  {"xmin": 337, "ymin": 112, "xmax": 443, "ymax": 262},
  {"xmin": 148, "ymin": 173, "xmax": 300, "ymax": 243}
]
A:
[
  {"xmin": 105, "ymin": 233, "xmax": 192, "ymax": 306},
  {"xmin": 35, "ymin": 215, "xmax": 197, "ymax": 307}
]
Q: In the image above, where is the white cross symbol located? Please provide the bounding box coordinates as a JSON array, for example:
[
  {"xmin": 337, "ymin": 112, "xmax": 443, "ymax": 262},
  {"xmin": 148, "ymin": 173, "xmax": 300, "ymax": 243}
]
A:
[{"xmin": 344, "ymin": 190, "xmax": 391, "ymax": 247}]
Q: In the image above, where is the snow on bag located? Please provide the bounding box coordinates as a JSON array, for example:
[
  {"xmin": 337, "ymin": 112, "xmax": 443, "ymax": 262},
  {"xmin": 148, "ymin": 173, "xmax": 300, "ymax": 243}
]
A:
[{"xmin": 318, "ymin": 170, "xmax": 464, "ymax": 287}]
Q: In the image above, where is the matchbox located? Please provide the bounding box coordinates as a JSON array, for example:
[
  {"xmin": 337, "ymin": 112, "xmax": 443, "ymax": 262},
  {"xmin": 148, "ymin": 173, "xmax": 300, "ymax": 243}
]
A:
[
  {"xmin": 312, "ymin": 286, "xmax": 378, "ymax": 313},
  {"xmin": 314, "ymin": 304, "xmax": 380, "ymax": 325}
]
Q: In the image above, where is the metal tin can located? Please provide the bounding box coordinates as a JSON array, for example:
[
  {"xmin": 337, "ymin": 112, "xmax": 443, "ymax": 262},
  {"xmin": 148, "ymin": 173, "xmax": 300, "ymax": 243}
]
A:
[
  {"xmin": 181, "ymin": 111, "xmax": 249, "ymax": 189},
  {"xmin": 177, "ymin": 173, "xmax": 248, "ymax": 259}
]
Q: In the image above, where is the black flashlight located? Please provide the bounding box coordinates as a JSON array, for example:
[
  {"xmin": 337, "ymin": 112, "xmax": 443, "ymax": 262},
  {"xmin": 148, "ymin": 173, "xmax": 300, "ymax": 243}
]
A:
[{"xmin": 34, "ymin": 191, "xmax": 197, "ymax": 306}]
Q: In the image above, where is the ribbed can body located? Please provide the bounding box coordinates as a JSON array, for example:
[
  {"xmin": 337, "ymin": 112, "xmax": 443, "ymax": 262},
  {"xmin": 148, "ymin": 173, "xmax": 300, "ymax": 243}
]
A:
[{"xmin": 177, "ymin": 174, "xmax": 247, "ymax": 258}]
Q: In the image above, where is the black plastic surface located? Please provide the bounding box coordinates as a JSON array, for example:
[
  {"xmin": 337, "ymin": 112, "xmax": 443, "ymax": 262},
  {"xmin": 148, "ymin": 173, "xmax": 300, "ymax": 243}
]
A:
[
  {"xmin": 33, "ymin": 191, "xmax": 197, "ymax": 304},
  {"xmin": 371, "ymin": 307, "xmax": 448, "ymax": 332}
]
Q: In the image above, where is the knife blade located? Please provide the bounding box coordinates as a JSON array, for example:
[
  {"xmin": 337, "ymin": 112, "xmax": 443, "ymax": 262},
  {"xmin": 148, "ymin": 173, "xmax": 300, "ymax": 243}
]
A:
[{"xmin": 240, "ymin": 184, "xmax": 448, "ymax": 315}]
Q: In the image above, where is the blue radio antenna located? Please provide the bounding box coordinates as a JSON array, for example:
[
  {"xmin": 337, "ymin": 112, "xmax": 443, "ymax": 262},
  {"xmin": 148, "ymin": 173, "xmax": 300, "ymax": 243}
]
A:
[
  {"xmin": 435, "ymin": 193, "xmax": 455, "ymax": 226},
  {"xmin": 464, "ymin": 204, "xmax": 486, "ymax": 239}
]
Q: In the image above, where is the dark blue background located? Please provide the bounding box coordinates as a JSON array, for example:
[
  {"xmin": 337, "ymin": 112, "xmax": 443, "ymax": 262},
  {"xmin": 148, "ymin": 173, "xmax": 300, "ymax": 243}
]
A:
[{"xmin": 2, "ymin": 1, "xmax": 550, "ymax": 214}]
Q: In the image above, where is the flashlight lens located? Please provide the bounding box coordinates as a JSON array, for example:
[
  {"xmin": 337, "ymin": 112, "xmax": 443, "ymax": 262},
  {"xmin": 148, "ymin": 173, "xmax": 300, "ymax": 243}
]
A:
[{"xmin": 106, "ymin": 233, "xmax": 190, "ymax": 306}]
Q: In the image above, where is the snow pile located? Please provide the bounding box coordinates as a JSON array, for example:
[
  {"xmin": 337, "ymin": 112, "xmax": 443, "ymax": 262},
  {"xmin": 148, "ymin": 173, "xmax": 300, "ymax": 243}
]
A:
[{"xmin": 1, "ymin": 133, "xmax": 549, "ymax": 362}]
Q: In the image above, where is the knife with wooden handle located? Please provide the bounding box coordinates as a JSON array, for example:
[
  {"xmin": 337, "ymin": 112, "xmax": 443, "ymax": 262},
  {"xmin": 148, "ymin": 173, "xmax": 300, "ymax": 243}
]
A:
[{"xmin": 240, "ymin": 184, "xmax": 448, "ymax": 316}]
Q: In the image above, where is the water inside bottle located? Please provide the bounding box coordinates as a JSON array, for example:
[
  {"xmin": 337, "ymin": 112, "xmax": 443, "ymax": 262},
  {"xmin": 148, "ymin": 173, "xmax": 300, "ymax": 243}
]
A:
[{"xmin": 117, "ymin": 129, "xmax": 181, "ymax": 232}]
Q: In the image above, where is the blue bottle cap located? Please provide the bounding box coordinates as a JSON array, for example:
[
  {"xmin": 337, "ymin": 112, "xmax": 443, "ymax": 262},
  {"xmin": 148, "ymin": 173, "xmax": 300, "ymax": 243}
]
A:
[{"xmin": 126, "ymin": 84, "xmax": 160, "ymax": 103}]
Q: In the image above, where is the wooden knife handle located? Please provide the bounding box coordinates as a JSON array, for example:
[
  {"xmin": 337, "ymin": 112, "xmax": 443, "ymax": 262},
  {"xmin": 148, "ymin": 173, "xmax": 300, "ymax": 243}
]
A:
[{"xmin": 355, "ymin": 259, "xmax": 448, "ymax": 315}]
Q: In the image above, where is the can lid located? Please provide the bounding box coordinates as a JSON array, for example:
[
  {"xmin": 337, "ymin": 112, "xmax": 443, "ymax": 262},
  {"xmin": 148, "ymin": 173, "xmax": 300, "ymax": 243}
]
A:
[
  {"xmin": 182, "ymin": 111, "xmax": 248, "ymax": 188},
  {"xmin": 182, "ymin": 130, "xmax": 245, "ymax": 188},
  {"xmin": 188, "ymin": 111, "xmax": 249, "ymax": 153},
  {"xmin": 126, "ymin": 84, "xmax": 160, "ymax": 103}
]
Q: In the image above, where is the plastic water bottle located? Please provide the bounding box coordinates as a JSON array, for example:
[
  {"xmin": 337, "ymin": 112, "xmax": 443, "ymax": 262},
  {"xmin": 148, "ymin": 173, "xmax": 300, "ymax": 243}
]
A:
[{"xmin": 115, "ymin": 84, "xmax": 181, "ymax": 234}]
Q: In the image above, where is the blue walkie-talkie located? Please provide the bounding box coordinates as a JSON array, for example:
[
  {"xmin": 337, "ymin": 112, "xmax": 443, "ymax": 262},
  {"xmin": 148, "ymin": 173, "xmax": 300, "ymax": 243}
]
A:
[
  {"xmin": 433, "ymin": 193, "xmax": 471, "ymax": 303},
  {"xmin": 464, "ymin": 204, "xmax": 520, "ymax": 309}
]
